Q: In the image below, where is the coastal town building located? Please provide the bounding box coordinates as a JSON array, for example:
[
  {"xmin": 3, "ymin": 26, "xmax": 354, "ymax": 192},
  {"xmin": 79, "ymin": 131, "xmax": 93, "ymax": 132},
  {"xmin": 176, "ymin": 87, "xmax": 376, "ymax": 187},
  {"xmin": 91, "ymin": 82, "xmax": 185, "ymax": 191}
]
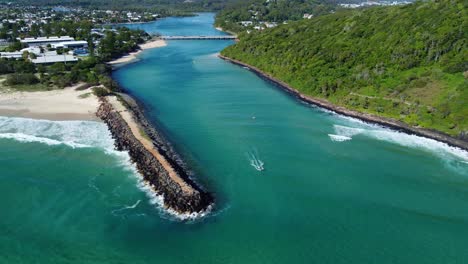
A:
[
  {"xmin": 0, "ymin": 47, "xmax": 40, "ymax": 59},
  {"xmin": 264, "ymin": 22, "xmax": 277, "ymax": 28},
  {"xmin": 0, "ymin": 39, "xmax": 10, "ymax": 47},
  {"xmin": 18, "ymin": 36, "xmax": 75, "ymax": 47},
  {"xmin": 339, "ymin": 1, "xmax": 412, "ymax": 8},
  {"xmin": 0, "ymin": 51, "xmax": 23, "ymax": 59},
  {"xmin": 51, "ymin": 40, "xmax": 88, "ymax": 49},
  {"xmin": 31, "ymin": 54, "xmax": 78, "ymax": 64}
]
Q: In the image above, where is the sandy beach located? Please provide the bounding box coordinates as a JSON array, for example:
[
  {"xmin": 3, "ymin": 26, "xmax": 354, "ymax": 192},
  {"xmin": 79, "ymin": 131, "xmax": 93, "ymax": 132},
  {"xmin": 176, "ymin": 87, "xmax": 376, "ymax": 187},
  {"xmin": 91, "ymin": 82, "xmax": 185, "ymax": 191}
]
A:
[
  {"xmin": 0, "ymin": 84, "xmax": 101, "ymax": 121},
  {"xmin": 108, "ymin": 39, "xmax": 167, "ymax": 65}
]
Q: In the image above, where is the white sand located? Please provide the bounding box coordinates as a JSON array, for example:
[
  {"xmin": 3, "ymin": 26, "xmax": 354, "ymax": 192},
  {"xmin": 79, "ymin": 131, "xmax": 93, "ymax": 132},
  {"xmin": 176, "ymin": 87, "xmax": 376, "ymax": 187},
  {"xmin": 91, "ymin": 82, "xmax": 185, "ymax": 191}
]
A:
[
  {"xmin": 108, "ymin": 39, "xmax": 167, "ymax": 65},
  {"xmin": 0, "ymin": 84, "xmax": 101, "ymax": 121}
]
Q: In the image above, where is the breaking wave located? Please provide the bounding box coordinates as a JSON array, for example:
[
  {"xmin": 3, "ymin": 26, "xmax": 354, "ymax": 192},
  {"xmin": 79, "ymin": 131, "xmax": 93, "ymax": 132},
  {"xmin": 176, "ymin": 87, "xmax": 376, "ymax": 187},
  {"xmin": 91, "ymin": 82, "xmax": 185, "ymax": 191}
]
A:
[
  {"xmin": 328, "ymin": 134, "xmax": 352, "ymax": 142},
  {"xmin": 0, "ymin": 132, "xmax": 90, "ymax": 148},
  {"xmin": 0, "ymin": 116, "xmax": 116, "ymax": 151},
  {"xmin": 135, "ymin": 177, "xmax": 213, "ymax": 221},
  {"xmin": 330, "ymin": 124, "xmax": 468, "ymax": 162},
  {"xmin": 0, "ymin": 116, "xmax": 213, "ymax": 221}
]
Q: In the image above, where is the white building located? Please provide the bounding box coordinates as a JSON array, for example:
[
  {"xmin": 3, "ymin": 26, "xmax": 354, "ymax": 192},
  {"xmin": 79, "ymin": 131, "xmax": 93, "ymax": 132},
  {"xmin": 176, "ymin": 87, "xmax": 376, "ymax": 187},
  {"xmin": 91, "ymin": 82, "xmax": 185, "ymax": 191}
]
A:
[
  {"xmin": 31, "ymin": 54, "xmax": 78, "ymax": 64},
  {"xmin": 0, "ymin": 51, "xmax": 23, "ymax": 59},
  {"xmin": 21, "ymin": 47, "xmax": 42, "ymax": 55},
  {"xmin": 18, "ymin": 36, "xmax": 75, "ymax": 47},
  {"xmin": 51, "ymin": 40, "xmax": 88, "ymax": 49},
  {"xmin": 0, "ymin": 39, "xmax": 10, "ymax": 47}
]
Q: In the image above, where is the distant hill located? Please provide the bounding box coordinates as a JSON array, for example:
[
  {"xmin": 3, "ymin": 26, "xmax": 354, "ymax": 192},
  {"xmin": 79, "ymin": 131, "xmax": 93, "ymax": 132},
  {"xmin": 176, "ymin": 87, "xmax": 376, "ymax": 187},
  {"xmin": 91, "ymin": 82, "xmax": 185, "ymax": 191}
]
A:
[
  {"xmin": 221, "ymin": 0, "xmax": 467, "ymax": 138},
  {"xmin": 0, "ymin": 0, "xmax": 232, "ymax": 11},
  {"xmin": 214, "ymin": 0, "xmax": 415, "ymax": 33},
  {"xmin": 215, "ymin": 0, "xmax": 336, "ymax": 33}
]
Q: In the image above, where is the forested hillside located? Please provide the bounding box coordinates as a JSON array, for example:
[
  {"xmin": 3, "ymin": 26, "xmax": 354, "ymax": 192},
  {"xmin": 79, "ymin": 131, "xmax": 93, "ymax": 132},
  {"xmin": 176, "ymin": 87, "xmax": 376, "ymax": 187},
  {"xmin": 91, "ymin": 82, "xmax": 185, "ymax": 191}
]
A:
[
  {"xmin": 222, "ymin": 0, "xmax": 467, "ymax": 137},
  {"xmin": 215, "ymin": 0, "xmax": 336, "ymax": 33}
]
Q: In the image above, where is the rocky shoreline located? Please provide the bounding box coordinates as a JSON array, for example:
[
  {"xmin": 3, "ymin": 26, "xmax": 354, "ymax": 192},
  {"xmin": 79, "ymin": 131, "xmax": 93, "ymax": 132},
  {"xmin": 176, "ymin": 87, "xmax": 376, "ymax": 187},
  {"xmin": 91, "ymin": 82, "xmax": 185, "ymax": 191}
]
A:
[
  {"xmin": 97, "ymin": 96, "xmax": 213, "ymax": 215},
  {"xmin": 219, "ymin": 55, "xmax": 468, "ymax": 151}
]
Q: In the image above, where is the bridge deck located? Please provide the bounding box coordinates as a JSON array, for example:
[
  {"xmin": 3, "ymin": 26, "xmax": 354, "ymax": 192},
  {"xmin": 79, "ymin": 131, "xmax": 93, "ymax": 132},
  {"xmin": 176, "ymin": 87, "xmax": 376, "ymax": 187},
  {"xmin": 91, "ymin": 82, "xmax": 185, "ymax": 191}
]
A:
[{"xmin": 161, "ymin": 36, "xmax": 237, "ymax": 40}]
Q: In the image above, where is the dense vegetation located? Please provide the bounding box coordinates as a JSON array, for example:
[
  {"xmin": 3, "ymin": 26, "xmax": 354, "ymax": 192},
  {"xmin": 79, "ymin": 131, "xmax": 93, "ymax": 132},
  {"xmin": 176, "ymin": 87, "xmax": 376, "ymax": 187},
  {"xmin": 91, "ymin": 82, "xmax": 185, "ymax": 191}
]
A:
[
  {"xmin": 222, "ymin": 0, "xmax": 467, "ymax": 137},
  {"xmin": 215, "ymin": 0, "xmax": 336, "ymax": 33},
  {"xmin": 0, "ymin": 56, "xmax": 119, "ymax": 90}
]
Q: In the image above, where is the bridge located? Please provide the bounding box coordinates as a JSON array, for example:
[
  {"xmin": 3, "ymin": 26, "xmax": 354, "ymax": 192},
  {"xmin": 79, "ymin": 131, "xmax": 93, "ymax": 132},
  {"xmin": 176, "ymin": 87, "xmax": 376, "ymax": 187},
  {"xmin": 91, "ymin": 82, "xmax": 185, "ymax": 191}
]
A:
[{"xmin": 160, "ymin": 35, "xmax": 237, "ymax": 40}]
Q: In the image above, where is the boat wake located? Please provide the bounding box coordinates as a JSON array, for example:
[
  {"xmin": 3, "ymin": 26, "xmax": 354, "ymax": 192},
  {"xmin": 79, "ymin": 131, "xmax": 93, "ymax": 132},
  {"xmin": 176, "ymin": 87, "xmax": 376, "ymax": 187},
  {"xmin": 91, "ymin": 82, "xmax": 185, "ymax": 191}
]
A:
[{"xmin": 246, "ymin": 148, "xmax": 265, "ymax": 171}]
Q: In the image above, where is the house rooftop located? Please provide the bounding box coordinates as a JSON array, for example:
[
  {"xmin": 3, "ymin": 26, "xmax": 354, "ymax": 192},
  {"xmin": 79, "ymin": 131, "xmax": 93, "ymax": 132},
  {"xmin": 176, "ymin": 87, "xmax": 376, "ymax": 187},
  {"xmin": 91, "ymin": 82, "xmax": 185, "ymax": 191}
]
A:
[
  {"xmin": 18, "ymin": 36, "xmax": 75, "ymax": 44},
  {"xmin": 31, "ymin": 54, "xmax": 78, "ymax": 64}
]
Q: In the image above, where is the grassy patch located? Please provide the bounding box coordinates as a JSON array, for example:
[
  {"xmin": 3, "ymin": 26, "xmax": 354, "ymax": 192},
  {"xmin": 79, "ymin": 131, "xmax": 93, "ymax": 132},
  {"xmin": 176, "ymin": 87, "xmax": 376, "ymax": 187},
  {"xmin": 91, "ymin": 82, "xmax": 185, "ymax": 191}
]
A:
[
  {"xmin": 0, "ymin": 75, "xmax": 6, "ymax": 89},
  {"xmin": 78, "ymin": 92, "xmax": 92, "ymax": 99},
  {"xmin": 4, "ymin": 83, "xmax": 56, "ymax": 92},
  {"xmin": 138, "ymin": 127, "xmax": 151, "ymax": 141},
  {"xmin": 0, "ymin": 74, "xmax": 56, "ymax": 92},
  {"xmin": 92, "ymin": 87, "xmax": 111, "ymax": 97}
]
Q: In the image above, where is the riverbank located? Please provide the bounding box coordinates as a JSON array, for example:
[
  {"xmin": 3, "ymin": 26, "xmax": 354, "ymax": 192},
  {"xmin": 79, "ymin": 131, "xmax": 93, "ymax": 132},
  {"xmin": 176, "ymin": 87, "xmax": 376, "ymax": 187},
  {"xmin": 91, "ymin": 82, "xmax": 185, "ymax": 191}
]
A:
[
  {"xmin": 107, "ymin": 38, "xmax": 167, "ymax": 65},
  {"xmin": 215, "ymin": 26, "xmax": 239, "ymax": 41},
  {"xmin": 97, "ymin": 95, "xmax": 213, "ymax": 216},
  {"xmin": 219, "ymin": 55, "xmax": 468, "ymax": 151},
  {"xmin": 0, "ymin": 83, "xmax": 101, "ymax": 121}
]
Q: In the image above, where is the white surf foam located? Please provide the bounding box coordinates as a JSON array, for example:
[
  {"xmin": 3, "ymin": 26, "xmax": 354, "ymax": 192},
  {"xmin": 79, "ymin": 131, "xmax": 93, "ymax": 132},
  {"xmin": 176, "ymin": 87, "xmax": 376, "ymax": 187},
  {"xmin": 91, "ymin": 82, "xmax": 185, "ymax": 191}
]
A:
[
  {"xmin": 328, "ymin": 134, "xmax": 352, "ymax": 142},
  {"xmin": 365, "ymin": 129, "xmax": 468, "ymax": 162},
  {"xmin": 0, "ymin": 132, "xmax": 90, "ymax": 148},
  {"xmin": 330, "ymin": 123, "xmax": 468, "ymax": 163},
  {"xmin": 0, "ymin": 116, "xmax": 116, "ymax": 151},
  {"xmin": 0, "ymin": 116, "xmax": 139, "ymax": 182},
  {"xmin": 333, "ymin": 125, "xmax": 364, "ymax": 138},
  {"xmin": 0, "ymin": 116, "xmax": 209, "ymax": 220},
  {"xmin": 134, "ymin": 175, "xmax": 213, "ymax": 221}
]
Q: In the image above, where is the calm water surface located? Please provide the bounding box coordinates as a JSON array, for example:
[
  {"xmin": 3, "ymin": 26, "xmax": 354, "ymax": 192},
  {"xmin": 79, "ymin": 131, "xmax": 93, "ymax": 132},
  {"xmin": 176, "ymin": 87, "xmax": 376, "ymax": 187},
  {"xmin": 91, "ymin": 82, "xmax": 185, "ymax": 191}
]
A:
[{"xmin": 1, "ymin": 13, "xmax": 468, "ymax": 264}]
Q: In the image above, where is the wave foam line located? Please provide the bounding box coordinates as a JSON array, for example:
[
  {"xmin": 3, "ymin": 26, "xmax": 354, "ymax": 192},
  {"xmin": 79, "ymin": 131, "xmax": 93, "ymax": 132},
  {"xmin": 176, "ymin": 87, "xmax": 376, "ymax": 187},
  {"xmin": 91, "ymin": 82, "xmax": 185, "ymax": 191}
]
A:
[
  {"xmin": 111, "ymin": 200, "xmax": 142, "ymax": 216},
  {"xmin": 328, "ymin": 134, "xmax": 352, "ymax": 142},
  {"xmin": 0, "ymin": 132, "xmax": 91, "ymax": 148},
  {"xmin": 0, "ymin": 116, "xmax": 115, "ymax": 150},
  {"xmin": 331, "ymin": 124, "xmax": 468, "ymax": 162},
  {"xmin": 134, "ymin": 175, "xmax": 213, "ymax": 221},
  {"xmin": 0, "ymin": 117, "xmax": 209, "ymax": 219}
]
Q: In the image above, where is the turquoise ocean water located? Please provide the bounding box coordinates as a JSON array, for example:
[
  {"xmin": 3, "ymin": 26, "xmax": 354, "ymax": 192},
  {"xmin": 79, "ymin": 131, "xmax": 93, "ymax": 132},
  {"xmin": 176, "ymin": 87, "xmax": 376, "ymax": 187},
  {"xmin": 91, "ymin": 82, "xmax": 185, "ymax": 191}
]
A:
[{"xmin": 1, "ymin": 13, "xmax": 468, "ymax": 263}]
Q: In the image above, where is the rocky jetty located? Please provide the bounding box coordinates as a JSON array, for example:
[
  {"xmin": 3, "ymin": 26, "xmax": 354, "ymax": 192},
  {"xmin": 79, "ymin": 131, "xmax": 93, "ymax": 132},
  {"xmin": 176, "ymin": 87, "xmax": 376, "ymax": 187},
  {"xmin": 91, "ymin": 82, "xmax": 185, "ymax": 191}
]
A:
[
  {"xmin": 97, "ymin": 97, "xmax": 213, "ymax": 215},
  {"xmin": 219, "ymin": 55, "xmax": 468, "ymax": 151}
]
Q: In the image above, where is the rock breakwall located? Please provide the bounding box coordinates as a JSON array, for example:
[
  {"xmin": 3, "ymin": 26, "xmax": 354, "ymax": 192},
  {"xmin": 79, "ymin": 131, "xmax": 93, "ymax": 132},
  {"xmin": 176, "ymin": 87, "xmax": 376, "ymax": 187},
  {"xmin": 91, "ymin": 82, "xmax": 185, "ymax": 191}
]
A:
[{"xmin": 97, "ymin": 98, "xmax": 213, "ymax": 215}]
